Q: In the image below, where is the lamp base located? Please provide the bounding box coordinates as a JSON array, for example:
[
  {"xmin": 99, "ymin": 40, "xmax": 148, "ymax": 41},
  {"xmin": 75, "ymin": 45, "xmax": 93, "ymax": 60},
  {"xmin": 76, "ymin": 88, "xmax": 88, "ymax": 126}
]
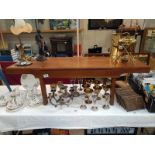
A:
[
  {"xmin": 16, "ymin": 60, "xmax": 32, "ymax": 66},
  {"xmin": 36, "ymin": 55, "xmax": 47, "ymax": 61}
]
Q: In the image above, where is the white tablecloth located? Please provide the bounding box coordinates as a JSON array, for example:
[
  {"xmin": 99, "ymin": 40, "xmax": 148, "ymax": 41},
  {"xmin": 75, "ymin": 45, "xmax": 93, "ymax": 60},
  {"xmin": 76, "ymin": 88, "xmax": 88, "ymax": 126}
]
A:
[{"xmin": 0, "ymin": 85, "xmax": 155, "ymax": 132}]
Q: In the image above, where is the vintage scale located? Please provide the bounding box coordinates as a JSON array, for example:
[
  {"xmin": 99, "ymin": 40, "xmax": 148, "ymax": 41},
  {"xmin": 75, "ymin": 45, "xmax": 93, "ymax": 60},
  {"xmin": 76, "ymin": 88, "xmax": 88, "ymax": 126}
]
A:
[{"xmin": 110, "ymin": 25, "xmax": 139, "ymax": 65}]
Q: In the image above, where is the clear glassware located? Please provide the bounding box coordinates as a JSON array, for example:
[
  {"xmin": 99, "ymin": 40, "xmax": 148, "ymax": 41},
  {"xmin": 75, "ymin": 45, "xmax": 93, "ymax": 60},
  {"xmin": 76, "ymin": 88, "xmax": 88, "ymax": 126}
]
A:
[
  {"xmin": 91, "ymin": 92, "xmax": 98, "ymax": 111},
  {"xmin": 0, "ymin": 95, "xmax": 7, "ymax": 107},
  {"xmin": 69, "ymin": 86, "xmax": 74, "ymax": 101},
  {"xmin": 80, "ymin": 104, "xmax": 87, "ymax": 110},
  {"xmin": 33, "ymin": 79, "xmax": 40, "ymax": 96},
  {"xmin": 80, "ymin": 101, "xmax": 87, "ymax": 110},
  {"xmin": 93, "ymin": 84, "xmax": 102, "ymax": 100},
  {"xmin": 70, "ymin": 79, "xmax": 76, "ymax": 87},
  {"xmin": 102, "ymin": 93, "xmax": 110, "ymax": 110},
  {"xmin": 78, "ymin": 79, "xmax": 83, "ymax": 91},
  {"xmin": 6, "ymin": 91, "xmax": 25, "ymax": 112},
  {"xmin": 72, "ymin": 85, "xmax": 80, "ymax": 97},
  {"xmin": 28, "ymin": 94, "xmax": 42, "ymax": 107}
]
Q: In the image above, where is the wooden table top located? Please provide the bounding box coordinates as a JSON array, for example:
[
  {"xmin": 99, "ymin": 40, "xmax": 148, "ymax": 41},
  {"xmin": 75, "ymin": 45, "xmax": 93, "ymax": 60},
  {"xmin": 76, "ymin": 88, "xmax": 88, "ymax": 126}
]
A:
[
  {"xmin": 7, "ymin": 57, "xmax": 150, "ymax": 78},
  {"xmin": 6, "ymin": 57, "xmax": 150, "ymax": 77}
]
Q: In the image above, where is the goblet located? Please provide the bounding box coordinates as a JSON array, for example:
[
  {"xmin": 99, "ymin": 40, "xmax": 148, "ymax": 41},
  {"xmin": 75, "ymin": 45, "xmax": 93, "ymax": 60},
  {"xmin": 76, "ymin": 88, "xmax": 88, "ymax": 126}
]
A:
[
  {"xmin": 80, "ymin": 104, "xmax": 87, "ymax": 110},
  {"xmin": 70, "ymin": 79, "xmax": 75, "ymax": 87},
  {"xmin": 69, "ymin": 86, "xmax": 74, "ymax": 101},
  {"xmin": 48, "ymin": 84, "xmax": 59, "ymax": 107},
  {"xmin": 103, "ymin": 78, "xmax": 111, "ymax": 86},
  {"xmin": 82, "ymin": 83, "xmax": 91, "ymax": 98},
  {"xmin": 72, "ymin": 85, "xmax": 80, "ymax": 97},
  {"xmin": 102, "ymin": 93, "xmax": 110, "ymax": 110},
  {"xmin": 93, "ymin": 84, "xmax": 102, "ymax": 100},
  {"xmin": 84, "ymin": 87, "xmax": 93, "ymax": 104},
  {"xmin": 91, "ymin": 93, "xmax": 98, "ymax": 111},
  {"xmin": 78, "ymin": 79, "xmax": 83, "ymax": 91},
  {"xmin": 102, "ymin": 85, "xmax": 110, "ymax": 98},
  {"xmin": 91, "ymin": 105, "xmax": 98, "ymax": 111}
]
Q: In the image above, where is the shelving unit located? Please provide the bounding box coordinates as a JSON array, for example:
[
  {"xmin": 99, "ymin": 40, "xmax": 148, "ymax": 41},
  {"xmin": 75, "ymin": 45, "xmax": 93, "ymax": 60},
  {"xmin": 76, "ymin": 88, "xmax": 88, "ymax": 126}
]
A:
[
  {"xmin": 0, "ymin": 19, "xmax": 81, "ymax": 56},
  {"xmin": 0, "ymin": 29, "xmax": 83, "ymax": 34},
  {"xmin": 140, "ymin": 27, "xmax": 155, "ymax": 52}
]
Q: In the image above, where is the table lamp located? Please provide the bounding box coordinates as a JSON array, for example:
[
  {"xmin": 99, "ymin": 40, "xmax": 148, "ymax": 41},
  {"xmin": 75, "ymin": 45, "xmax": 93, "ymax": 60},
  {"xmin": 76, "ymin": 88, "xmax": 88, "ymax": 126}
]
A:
[{"xmin": 10, "ymin": 19, "xmax": 33, "ymax": 66}]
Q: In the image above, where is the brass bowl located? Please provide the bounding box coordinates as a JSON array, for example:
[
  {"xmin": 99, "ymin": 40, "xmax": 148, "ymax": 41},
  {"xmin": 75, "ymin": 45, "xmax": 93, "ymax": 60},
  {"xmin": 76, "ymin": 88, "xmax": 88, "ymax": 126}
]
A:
[
  {"xmin": 93, "ymin": 80, "xmax": 101, "ymax": 85},
  {"xmin": 82, "ymin": 83, "xmax": 91, "ymax": 88},
  {"xmin": 84, "ymin": 88, "xmax": 93, "ymax": 94},
  {"xmin": 93, "ymin": 85, "xmax": 102, "ymax": 90}
]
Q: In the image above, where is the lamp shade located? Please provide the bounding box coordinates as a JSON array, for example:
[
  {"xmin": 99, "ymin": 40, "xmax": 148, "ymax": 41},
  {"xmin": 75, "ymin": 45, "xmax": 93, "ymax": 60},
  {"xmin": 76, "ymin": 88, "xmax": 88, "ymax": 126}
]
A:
[
  {"xmin": 14, "ymin": 19, "xmax": 26, "ymax": 28},
  {"xmin": 10, "ymin": 19, "xmax": 33, "ymax": 35}
]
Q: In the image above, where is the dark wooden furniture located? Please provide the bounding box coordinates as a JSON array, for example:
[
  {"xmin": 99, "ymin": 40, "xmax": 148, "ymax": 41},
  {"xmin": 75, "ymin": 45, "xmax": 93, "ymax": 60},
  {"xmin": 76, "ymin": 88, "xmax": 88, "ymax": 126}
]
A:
[
  {"xmin": 140, "ymin": 28, "xmax": 155, "ymax": 52},
  {"xmin": 50, "ymin": 37, "xmax": 73, "ymax": 57},
  {"xmin": 133, "ymin": 52, "xmax": 150, "ymax": 65},
  {"xmin": 6, "ymin": 57, "xmax": 150, "ymax": 105}
]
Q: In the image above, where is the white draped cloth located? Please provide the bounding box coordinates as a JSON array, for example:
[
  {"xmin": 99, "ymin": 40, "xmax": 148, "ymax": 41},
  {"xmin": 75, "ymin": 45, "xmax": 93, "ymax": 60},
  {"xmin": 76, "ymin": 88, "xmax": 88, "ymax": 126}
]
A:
[{"xmin": 0, "ymin": 85, "xmax": 155, "ymax": 132}]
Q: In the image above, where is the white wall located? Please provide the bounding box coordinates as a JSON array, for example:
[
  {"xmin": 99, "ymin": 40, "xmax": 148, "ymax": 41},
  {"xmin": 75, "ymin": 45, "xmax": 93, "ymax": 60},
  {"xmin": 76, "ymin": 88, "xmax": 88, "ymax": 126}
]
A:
[
  {"xmin": 80, "ymin": 19, "xmax": 114, "ymax": 54},
  {"xmin": 80, "ymin": 19, "xmax": 155, "ymax": 54},
  {"xmin": 145, "ymin": 19, "xmax": 155, "ymax": 27}
]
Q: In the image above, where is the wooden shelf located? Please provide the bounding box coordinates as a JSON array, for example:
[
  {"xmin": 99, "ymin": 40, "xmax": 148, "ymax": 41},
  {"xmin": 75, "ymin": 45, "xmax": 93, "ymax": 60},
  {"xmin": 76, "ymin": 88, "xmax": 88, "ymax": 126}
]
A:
[
  {"xmin": 41, "ymin": 29, "xmax": 82, "ymax": 33},
  {"xmin": 0, "ymin": 29, "xmax": 82, "ymax": 34}
]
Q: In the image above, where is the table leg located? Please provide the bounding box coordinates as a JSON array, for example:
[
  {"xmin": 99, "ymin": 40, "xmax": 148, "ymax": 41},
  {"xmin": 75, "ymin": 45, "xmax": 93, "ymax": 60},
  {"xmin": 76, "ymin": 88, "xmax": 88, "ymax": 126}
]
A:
[
  {"xmin": 110, "ymin": 78, "xmax": 116, "ymax": 105},
  {"xmin": 38, "ymin": 75, "xmax": 48, "ymax": 105}
]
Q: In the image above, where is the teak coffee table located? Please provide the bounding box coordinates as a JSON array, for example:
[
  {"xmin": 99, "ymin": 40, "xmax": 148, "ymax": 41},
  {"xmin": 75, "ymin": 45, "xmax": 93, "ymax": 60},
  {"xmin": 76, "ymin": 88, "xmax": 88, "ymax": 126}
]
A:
[{"xmin": 6, "ymin": 57, "xmax": 150, "ymax": 105}]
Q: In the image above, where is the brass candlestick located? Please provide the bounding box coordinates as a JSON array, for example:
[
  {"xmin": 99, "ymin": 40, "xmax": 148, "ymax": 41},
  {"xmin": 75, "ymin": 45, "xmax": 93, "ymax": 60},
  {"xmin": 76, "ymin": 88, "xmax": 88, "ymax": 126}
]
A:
[
  {"xmin": 61, "ymin": 85, "xmax": 70, "ymax": 98},
  {"xmin": 49, "ymin": 84, "xmax": 59, "ymax": 107},
  {"xmin": 58, "ymin": 96, "xmax": 70, "ymax": 107},
  {"xmin": 50, "ymin": 84, "xmax": 57, "ymax": 95},
  {"xmin": 57, "ymin": 81, "xmax": 64, "ymax": 94}
]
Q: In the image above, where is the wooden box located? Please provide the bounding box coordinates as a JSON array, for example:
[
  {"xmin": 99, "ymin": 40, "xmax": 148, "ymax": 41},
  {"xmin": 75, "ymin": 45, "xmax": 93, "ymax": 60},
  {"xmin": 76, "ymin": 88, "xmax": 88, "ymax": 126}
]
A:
[{"xmin": 116, "ymin": 87, "xmax": 145, "ymax": 111}]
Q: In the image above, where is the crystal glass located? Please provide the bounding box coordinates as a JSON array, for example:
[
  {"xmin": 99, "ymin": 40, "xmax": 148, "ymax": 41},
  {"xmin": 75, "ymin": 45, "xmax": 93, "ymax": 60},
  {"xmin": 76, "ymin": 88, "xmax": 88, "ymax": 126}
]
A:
[
  {"xmin": 102, "ymin": 93, "xmax": 110, "ymax": 110},
  {"xmin": 91, "ymin": 92, "xmax": 98, "ymax": 111},
  {"xmin": 0, "ymin": 95, "xmax": 7, "ymax": 107},
  {"xmin": 84, "ymin": 87, "xmax": 93, "ymax": 104},
  {"xmin": 78, "ymin": 79, "xmax": 83, "ymax": 91}
]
